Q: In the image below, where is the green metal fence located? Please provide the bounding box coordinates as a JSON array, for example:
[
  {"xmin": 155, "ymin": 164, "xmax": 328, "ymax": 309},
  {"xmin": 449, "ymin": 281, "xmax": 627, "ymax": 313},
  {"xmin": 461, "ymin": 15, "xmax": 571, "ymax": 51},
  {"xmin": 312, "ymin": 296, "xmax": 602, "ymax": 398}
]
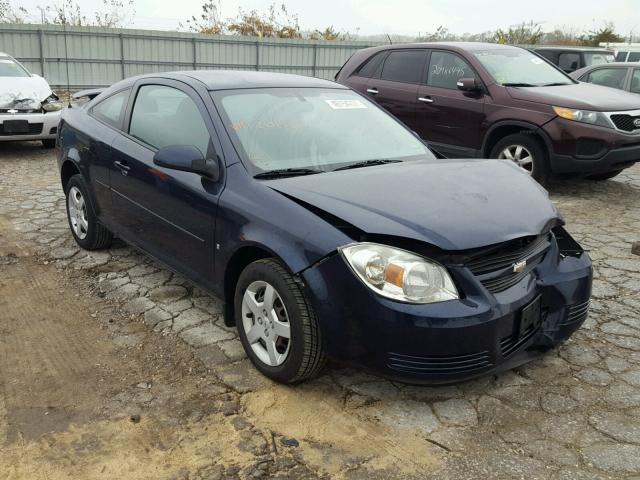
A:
[{"xmin": 0, "ymin": 23, "xmax": 380, "ymax": 88}]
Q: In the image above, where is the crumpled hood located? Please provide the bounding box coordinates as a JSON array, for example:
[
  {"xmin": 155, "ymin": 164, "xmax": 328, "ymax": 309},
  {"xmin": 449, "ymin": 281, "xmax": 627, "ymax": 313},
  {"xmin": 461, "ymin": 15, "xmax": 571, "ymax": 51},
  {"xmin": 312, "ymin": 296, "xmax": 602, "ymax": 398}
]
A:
[
  {"xmin": 507, "ymin": 82, "xmax": 640, "ymax": 112},
  {"xmin": 267, "ymin": 159, "xmax": 560, "ymax": 251},
  {"xmin": 0, "ymin": 75, "xmax": 52, "ymax": 110}
]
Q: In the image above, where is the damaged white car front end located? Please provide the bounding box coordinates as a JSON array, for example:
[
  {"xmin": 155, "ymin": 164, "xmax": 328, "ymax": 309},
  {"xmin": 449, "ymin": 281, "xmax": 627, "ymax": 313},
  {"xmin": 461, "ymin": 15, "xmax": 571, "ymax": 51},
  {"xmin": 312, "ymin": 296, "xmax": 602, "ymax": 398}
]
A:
[{"xmin": 0, "ymin": 53, "xmax": 63, "ymax": 147}]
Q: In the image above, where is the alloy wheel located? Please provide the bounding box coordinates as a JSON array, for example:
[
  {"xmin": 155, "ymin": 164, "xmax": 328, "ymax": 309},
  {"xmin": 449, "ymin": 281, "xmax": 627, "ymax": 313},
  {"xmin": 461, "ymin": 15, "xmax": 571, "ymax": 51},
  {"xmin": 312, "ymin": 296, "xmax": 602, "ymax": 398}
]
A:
[
  {"xmin": 241, "ymin": 280, "xmax": 291, "ymax": 367},
  {"xmin": 498, "ymin": 144, "xmax": 534, "ymax": 173},
  {"xmin": 67, "ymin": 186, "xmax": 88, "ymax": 240}
]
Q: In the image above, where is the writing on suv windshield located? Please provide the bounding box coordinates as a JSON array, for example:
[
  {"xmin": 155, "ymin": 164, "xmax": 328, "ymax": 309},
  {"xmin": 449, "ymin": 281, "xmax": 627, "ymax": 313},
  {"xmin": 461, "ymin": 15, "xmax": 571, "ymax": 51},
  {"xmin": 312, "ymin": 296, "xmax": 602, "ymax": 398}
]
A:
[
  {"xmin": 474, "ymin": 49, "xmax": 573, "ymax": 87},
  {"xmin": 213, "ymin": 88, "xmax": 432, "ymax": 176}
]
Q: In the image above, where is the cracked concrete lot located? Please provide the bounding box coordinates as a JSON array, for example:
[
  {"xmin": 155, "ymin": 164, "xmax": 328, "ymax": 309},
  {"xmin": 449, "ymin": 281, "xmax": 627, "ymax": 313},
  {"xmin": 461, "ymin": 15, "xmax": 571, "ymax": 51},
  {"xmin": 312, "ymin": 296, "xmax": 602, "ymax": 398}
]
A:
[{"xmin": 1, "ymin": 141, "xmax": 639, "ymax": 479}]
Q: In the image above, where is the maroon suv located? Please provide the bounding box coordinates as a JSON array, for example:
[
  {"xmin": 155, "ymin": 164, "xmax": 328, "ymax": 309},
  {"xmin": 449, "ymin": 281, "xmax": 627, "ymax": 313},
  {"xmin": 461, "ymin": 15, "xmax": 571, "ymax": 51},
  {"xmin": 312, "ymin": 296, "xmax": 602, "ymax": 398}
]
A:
[{"xmin": 336, "ymin": 42, "xmax": 640, "ymax": 183}]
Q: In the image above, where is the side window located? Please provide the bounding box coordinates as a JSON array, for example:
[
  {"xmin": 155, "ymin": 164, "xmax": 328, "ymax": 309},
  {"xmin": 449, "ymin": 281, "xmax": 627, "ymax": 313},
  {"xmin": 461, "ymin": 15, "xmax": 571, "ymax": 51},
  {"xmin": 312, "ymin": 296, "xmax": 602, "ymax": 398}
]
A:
[
  {"xmin": 536, "ymin": 50, "xmax": 554, "ymax": 62},
  {"xmin": 380, "ymin": 50, "xmax": 427, "ymax": 84},
  {"xmin": 587, "ymin": 68, "xmax": 628, "ymax": 90},
  {"xmin": 631, "ymin": 70, "xmax": 640, "ymax": 94},
  {"xmin": 616, "ymin": 51, "xmax": 628, "ymax": 62},
  {"xmin": 356, "ymin": 52, "xmax": 387, "ymax": 78},
  {"xmin": 129, "ymin": 85, "xmax": 212, "ymax": 157},
  {"xmin": 90, "ymin": 89, "xmax": 130, "ymax": 129},
  {"xmin": 629, "ymin": 52, "xmax": 640, "ymax": 62},
  {"xmin": 427, "ymin": 51, "xmax": 476, "ymax": 89},
  {"xmin": 558, "ymin": 52, "xmax": 580, "ymax": 71}
]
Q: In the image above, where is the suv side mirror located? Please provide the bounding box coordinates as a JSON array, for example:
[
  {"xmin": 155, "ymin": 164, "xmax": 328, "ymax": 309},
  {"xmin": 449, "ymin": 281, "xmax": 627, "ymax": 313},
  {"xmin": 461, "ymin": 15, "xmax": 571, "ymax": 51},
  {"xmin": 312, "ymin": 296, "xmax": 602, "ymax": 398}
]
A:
[
  {"xmin": 153, "ymin": 145, "xmax": 220, "ymax": 181},
  {"xmin": 457, "ymin": 78, "xmax": 482, "ymax": 92}
]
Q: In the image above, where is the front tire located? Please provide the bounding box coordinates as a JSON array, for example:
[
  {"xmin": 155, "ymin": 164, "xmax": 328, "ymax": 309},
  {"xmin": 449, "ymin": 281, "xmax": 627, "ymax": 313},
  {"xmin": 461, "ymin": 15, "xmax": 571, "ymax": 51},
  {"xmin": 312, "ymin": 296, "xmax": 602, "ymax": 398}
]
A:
[
  {"xmin": 65, "ymin": 174, "xmax": 113, "ymax": 250},
  {"xmin": 490, "ymin": 133, "xmax": 549, "ymax": 185},
  {"xmin": 234, "ymin": 258, "xmax": 325, "ymax": 383},
  {"xmin": 586, "ymin": 169, "xmax": 623, "ymax": 181}
]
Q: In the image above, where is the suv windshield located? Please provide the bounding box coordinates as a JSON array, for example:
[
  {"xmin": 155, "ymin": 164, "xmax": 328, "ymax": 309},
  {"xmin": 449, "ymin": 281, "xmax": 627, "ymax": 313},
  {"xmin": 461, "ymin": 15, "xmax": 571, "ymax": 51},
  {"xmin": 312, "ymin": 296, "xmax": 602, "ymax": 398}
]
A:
[
  {"xmin": 213, "ymin": 88, "xmax": 432, "ymax": 175},
  {"xmin": 474, "ymin": 48, "xmax": 573, "ymax": 86},
  {"xmin": 0, "ymin": 56, "xmax": 30, "ymax": 77}
]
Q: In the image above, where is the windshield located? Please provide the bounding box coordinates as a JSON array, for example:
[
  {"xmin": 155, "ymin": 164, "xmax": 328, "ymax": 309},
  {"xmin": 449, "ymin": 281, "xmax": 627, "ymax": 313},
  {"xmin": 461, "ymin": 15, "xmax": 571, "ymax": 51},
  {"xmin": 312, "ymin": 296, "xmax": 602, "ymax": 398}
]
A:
[
  {"xmin": 0, "ymin": 57, "xmax": 30, "ymax": 77},
  {"xmin": 213, "ymin": 88, "xmax": 432, "ymax": 175},
  {"xmin": 474, "ymin": 48, "xmax": 573, "ymax": 86},
  {"xmin": 584, "ymin": 52, "xmax": 615, "ymax": 66}
]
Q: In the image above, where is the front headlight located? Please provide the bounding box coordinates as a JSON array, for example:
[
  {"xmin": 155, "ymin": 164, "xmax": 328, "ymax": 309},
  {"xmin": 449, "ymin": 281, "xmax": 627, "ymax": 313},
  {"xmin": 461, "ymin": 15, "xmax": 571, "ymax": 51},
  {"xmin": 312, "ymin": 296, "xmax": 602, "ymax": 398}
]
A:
[
  {"xmin": 552, "ymin": 106, "xmax": 613, "ymax": 129},
  {"xmin": 42, "ymin": 95, "xmax": 63, "ymax": 112},
  {"xmin": 339, "ymin": 243, "xmax": 459, "ymax": 304}
]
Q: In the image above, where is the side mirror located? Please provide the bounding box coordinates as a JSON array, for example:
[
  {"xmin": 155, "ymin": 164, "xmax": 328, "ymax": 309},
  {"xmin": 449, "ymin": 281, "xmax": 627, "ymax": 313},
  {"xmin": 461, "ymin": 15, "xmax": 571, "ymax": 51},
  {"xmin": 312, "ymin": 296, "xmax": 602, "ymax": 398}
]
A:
[
  {"xmin": 153, "ymin": 145, "xmax": 220, "ymax": 181},
  {"xmin": 457, "ymin": 78, "xmax": 482, "ymax": 93}
]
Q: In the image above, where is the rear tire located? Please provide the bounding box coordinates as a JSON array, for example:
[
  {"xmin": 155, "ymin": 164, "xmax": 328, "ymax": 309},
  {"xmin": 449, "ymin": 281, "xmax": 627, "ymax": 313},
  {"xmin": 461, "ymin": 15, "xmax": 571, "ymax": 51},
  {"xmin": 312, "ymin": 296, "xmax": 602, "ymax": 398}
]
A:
[
  {"xmin": 490, "ymin": 133, "xmax": 549, "ymax": 185},
  {"xmin": 586, "ymin": 169, "xmax": 623, "ymax": 181},
  {"xmin": 65, "ymin": 174, "xmax": 113, "ymax": 250},
  {"xmin": 42, "ymin": 139, "xmax": 56, "ymax": 149},
  {"xmin": 235, "ymin": 258, "xmax": 325, "ymax": 384}
]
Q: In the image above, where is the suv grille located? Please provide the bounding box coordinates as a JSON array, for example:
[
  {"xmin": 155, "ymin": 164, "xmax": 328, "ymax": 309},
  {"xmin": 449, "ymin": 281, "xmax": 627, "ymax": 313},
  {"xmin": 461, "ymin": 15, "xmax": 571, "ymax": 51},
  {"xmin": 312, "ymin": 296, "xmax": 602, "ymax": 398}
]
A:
[
  {"xmin": 467, "ymin": 234, "xmax": 551, "ymax": 294},
  {"xmin": 610, "ymin": 114, "xmax": 640, "ymax": 132}
]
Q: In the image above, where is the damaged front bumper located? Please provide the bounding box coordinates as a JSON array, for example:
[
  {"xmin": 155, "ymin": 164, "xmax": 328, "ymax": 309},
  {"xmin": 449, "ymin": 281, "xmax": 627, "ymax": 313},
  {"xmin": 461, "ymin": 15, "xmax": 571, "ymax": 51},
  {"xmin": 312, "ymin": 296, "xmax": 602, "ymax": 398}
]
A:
[
  {"xmin": 300, "ymin": 231, "xmax": 592, "ymax": 384},
  {"xmin": 0, "ymin": 110, "xmax": 61, "ymax": 141}
]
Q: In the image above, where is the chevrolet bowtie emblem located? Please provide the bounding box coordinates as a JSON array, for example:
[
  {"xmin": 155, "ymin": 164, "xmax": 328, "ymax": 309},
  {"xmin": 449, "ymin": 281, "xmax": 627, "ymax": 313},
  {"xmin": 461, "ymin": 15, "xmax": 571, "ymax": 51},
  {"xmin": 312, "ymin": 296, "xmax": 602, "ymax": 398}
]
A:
[
  {"xmin": 7, "ymin": 109, "xmax": 18, "ymax": 114},
  {"xmin": 513, "ymin": 260, "xmax": 527, "ymax": 273}
]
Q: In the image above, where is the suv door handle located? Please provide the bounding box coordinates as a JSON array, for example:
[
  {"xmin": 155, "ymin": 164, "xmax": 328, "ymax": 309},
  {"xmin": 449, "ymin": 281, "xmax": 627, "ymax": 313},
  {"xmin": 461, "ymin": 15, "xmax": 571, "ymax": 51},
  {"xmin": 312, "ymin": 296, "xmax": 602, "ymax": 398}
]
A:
[
  {"xmin": 114, "ymin": 160, "xmax": 131, "ymax": 175},
  {"xmin": 366, "ymin": 88, "xmax": 379, "ymax": 95},
  {"xmin": 418, "ymin": 96, "xmax": 434, "ymax": 103}
]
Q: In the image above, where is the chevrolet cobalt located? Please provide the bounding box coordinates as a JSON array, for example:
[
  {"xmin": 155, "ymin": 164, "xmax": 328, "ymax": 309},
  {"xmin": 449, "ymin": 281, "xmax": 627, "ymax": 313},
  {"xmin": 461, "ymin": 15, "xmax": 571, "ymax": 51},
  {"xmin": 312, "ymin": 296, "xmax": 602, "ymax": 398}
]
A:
[{"xmin": 57, "ymin": 71, "xmax": 592, "ymax": 384}]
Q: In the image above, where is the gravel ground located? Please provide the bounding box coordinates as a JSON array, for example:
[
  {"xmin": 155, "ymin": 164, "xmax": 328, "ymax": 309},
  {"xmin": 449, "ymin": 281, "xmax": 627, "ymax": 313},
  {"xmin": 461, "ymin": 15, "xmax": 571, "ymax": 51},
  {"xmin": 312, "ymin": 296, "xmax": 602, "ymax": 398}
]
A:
[{"xmin": 1, "ymin": 141, "xmax": 639, "ymax": 479}]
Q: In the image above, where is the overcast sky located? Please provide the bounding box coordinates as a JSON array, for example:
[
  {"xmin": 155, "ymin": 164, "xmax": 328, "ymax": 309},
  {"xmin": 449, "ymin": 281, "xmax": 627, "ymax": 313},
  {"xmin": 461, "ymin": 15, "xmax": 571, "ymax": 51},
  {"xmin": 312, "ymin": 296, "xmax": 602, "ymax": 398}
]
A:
[{"xmin": 18, "ymin": 0, "xmax": 640, "ymax": 37}]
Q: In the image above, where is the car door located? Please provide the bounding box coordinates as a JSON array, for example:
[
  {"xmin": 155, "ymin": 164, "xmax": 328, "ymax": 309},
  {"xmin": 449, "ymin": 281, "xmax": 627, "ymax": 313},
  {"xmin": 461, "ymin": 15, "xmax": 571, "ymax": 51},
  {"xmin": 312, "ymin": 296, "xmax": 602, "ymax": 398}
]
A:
[
  {"xmin": 363, "ymin": 49, "xmax": 428, "ymax": 132},
  {"xmin": 582, "ymin": 67, "xmax": 631, "ymax": 91},
  {"xmin": 631, "ymin": 68, "xmax": 640, "ymax": 94},
  {"xmin": 109, "ymin": 79, "xmax": 223, "ymax": 288},
  {"xmin": 79, "ymin": 88, "xmax": 131, "ymax": 225},
  {"xmin": 414, "ymin": 50, "xmax": 486, "ymax": 158}
]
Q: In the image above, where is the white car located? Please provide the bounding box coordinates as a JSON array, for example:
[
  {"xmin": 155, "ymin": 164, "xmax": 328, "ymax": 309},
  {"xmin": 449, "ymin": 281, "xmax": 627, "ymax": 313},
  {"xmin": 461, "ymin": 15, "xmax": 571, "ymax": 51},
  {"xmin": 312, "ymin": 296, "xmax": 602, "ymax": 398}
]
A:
[{"xmin": 0, "ymin": 52, "xmax": 62, "ymax": 148}]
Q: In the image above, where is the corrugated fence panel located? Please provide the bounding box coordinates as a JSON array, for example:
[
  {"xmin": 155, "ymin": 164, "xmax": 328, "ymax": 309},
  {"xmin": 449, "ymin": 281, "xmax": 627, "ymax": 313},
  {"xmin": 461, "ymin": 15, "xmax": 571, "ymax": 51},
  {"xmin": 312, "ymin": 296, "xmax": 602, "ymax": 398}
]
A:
[{"xmin": 0, "ymin": 24, "xmax": 379, "ymax": 88}]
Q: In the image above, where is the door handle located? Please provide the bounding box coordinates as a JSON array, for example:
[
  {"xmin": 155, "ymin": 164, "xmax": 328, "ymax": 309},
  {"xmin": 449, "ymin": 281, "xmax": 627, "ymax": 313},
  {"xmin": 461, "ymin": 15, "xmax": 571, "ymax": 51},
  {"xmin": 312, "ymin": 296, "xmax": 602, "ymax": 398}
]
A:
[
  {"xmin": 114, "ymin": 160, "xmax": 130, "ymax": 175},
  {"xmin": 418, "ymin": 96, "xmax": 434, "ymax": 103},
  {"xmin": 366, "ymin": 88, "xmax": 379, "ymax": 95}
]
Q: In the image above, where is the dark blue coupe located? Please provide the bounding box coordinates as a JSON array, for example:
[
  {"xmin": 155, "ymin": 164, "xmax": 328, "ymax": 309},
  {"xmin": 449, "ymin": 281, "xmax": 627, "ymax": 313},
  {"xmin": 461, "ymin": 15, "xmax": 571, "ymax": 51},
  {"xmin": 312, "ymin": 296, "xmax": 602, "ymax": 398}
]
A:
[{"xmin": 57, "ymin": 71, "xmax": 592, "ymax": 384}]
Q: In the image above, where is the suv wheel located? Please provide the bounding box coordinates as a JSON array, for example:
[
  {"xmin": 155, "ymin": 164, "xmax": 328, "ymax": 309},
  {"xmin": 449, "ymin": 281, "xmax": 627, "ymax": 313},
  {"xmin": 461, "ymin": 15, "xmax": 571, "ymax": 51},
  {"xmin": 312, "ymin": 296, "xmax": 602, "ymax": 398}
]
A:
[
  {"xmin": 234, "ymin": 258, "xmax": 326, "ymax": 384},
  {"xmin": 490, "ymin": 133, "xmax": 549, "ymax": 184},
  {"xmin": 65, "ymin": 174, "xmax": 113, "ymax": 250}
]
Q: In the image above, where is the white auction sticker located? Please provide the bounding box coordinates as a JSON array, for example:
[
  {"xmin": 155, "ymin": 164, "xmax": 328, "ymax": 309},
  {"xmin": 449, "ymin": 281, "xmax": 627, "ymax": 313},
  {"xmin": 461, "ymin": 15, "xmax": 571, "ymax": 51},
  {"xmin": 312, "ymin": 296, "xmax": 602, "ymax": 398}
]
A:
[{"xmin": 325, "ymin": 99, "xmax": 367, "ymax": 110}]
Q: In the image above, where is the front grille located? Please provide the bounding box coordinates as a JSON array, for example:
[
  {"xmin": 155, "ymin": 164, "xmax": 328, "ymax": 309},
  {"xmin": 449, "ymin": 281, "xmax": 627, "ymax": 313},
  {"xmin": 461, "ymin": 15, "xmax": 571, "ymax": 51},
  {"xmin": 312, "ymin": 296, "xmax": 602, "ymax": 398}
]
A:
[
  {"xmin": 0, "ymin": 123, "xmax": 43, "ymax": 136},
  {"xmin": 610, "ymin": 114, "xmax": 640, "ymax": 132},
  {"xmin": 467, "ymin": 234, "xmax": 551, "ymax": 294},
  {"xmin": 500, "ymin": 322, "xmax": 540, "ymax": 358},
  {"xmin": 387, "ymin": 350, "xmax": 493, "ymax": 376},
  {"xmin": 559, "ymin": 300, "xmax": 590, "ymax": 327}
]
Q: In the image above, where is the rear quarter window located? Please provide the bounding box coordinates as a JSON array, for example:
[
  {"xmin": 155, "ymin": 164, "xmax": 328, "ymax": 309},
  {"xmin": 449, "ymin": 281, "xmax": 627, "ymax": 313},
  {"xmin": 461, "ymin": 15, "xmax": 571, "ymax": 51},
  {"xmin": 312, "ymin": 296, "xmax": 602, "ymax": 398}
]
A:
[
  {"xmin": 356, "ymin": 52, "xmax": 387, "ymax": 78},
  {"xmin": 90, "ymin": 89, "xmax": 130, "ymax": 129}
]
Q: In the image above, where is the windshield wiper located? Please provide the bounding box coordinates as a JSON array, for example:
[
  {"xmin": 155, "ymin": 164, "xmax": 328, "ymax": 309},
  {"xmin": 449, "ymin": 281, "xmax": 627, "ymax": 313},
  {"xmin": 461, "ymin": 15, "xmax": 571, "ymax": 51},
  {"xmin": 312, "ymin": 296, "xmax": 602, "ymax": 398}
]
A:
[
  {"xmin": 502, "ymin": 82, "xmax": 536, "ymax": 87},
  {"xmin": 253, "ymin": 167, "xmax": 324, "ymax": 179},
  {"xmin": 541, "ymin": 82, "xmax": 572, "ymax": 87},
  {"xmin": 332, "ymin": 159, "xmax": 401, "ymax": 172}
]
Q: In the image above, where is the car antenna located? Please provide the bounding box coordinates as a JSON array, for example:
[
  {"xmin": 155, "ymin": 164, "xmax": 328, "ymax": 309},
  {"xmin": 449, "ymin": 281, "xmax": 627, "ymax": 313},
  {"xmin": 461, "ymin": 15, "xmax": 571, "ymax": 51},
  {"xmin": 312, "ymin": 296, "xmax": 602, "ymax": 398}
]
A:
[
  {"xmin": 386, "ymin": 33, "xmax": 393, "ymax": 45},
  {"xmin": 62, "ymin": 4, "xmax": 72, "ymax": 107}
]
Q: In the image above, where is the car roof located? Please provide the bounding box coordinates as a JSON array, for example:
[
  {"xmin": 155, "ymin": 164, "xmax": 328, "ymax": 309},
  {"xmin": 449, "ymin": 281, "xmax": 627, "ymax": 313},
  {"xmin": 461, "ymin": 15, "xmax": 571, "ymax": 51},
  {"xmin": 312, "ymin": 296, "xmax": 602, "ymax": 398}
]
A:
[
  {"xmin": 534, "ymin": 46, "xmax": 612, "ymax": 52},
  {"xmin": 367, "ymin": 41, "xmax": 523, "ymax": 52},
  {"xmin": 169, "ymin": 70, "xmax": 345, "ymax": 91}
]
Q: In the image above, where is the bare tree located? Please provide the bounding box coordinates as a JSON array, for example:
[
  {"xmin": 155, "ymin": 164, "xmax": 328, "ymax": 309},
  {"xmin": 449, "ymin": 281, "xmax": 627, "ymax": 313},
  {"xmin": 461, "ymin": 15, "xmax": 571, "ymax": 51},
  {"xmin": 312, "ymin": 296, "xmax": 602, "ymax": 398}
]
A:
[
  {"xmin": 309, "ymin": 25, "xmax": 357, "ymax": 41},
  {"xmin": 495, "ymin": 21, "xmax": 544, "ymax": 45},
  {"xmin": 0, "ymin": 0, "xmax": 28, "ymax": 23},
  {"xmin": 38, "ymin": 0, "xmax": 135, "ymax": 27},
  {"xmin": 583, "ymin": 21, "xmax": 625, "ymax": 46},
  {"xmin": 182, "ymin": 0, "xmax": 224, "ymax": 35},
  {"xmin": 226, "ymin": 3, "xmax": 301, "ymax": 38}
]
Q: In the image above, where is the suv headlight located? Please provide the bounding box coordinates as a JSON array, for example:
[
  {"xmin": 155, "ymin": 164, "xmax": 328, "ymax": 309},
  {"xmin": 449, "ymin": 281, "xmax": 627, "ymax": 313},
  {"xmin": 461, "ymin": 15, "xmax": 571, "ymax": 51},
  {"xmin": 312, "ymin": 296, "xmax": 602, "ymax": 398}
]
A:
[
  {"xmin": 42, "ymin": 94, "xmax": 63, "ymax": 112},
  {"xmin": 339, "ymin": 243, "xmax": 459, "ymax": 304},
  {"xmin": 553, "ymin": 106, "xmax": 613, "ymax": 128}
]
